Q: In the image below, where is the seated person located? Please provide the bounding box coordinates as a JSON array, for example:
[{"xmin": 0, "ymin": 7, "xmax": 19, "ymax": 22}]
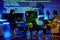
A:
[
  {"xmin": 26, "ymin": 13, "xmax": 36, "ymax": 30},
  {"xmin": 42, "ymin": 10, "xmax": 58, "ymax": 39},
  {"xmin": 47, "ymin": 10, "xmax": 59, "ymax": 36},
  {"xmin": 9, "ymin": 9, "xmax": 17, "ymax": 36},
  {"xmin": 47, "ymin": 10, "xmax": 59, "ymax": 29},
  {"xmin": 26, "ymin": 13, "xmax": 37, "ymax": 39}
]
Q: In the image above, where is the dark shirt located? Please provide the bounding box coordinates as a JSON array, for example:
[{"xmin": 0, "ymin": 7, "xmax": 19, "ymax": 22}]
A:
[
  {"xmin": 9, "ymin": 14, "xmax": 17, "ymax": 28},
  {"xmin": 9, "ymin": 14, "xmax": 16, "ymax": 23}
]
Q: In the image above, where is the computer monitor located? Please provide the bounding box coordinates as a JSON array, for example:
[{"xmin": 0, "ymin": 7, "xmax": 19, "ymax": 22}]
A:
[{"xmin": 2, "ymin": 13, "xmax": 24, "ymax": 22}]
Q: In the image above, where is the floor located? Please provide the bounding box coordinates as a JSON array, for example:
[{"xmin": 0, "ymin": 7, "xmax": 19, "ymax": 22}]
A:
[{"xmin": 0, "ymin": 29, "xmax": 60, "ymax": 40}]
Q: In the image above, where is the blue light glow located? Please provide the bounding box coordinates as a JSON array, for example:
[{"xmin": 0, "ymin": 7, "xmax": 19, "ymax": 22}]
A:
[
  {"xmin": 3, "ymin": 22, "xmax": 9, "ymax": 24},
  {"xmin": 26, "ymin": 31, "xmax": 30, "ymax": 37},
  {"xmin": 4, "ymin": 31, "xmax": 11, "ymax": 38},
  {"xmin": 0, "ymin": 14, "xmax": 2, "ymax": 18},
  {"xmin": 39, "ymin": 21, "xmax": 44, "ymax": 25},
  {"xmin": 38, "ymin": 30, "xmax": 43, "ymax": 36},
  {"xmin": 38, "ymin": 15, "xmax": 44, "ymax": 17},
  {"xmin": 44, "ymin": 14, "xmax": 48, "ymax": 19},
  {"xmin": 37, "ymin": 15, "xmax": 44, "ymax": 25},
  {"xmin": 0, "ymin": 19, "xmax": 7, "ymax": 22}
]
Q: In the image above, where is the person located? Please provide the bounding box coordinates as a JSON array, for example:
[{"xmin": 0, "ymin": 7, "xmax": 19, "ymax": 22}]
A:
[
  {"xmin": 42, "ymin": 10, "xmax": 59, "ymax": 40},
  {"xmin": 10, "ymin": 9, "xmax": 27, "ymax": 36},
  {"xmin": 36, "ymin": 3, "xmax": 45, "ymax": 39},
  {"xmin": 26, "ymin": 11, "xmax": 37, "ymax": 39},
  {"xmin": 9, "ymin": 9, "xmax": 17, "ymax": 36},
  {"xmin": 46, "ymin": 10, "xmax": 50, "ymax": 19},
  {"xmin": 47, "ymin": 10, "xmax": 58, "ymax": 29},
  {"xmin": 47, "ymin": 10, "xmax": 59, "ymax": 36},
  {"xmin": 43, "ymin": 10, "xmax": 50, "ymax": 35}
]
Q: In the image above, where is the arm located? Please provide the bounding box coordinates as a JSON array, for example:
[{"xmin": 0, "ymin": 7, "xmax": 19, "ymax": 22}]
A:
[{"xmin": 47, "ymin": 18, "xmax": 58, "ymax": 28}]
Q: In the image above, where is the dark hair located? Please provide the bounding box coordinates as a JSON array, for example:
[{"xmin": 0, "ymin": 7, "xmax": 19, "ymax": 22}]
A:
[
  {"xmin": 53, "ymin": 10, "xmax": 58, "ymax": 15},
  {"xmin": 46, "ymin": 10, "xmax": 50, "ymax": 15},
  {"xmin": 10, "ymin": 9, "xmax": 15, "ymax": 13}
]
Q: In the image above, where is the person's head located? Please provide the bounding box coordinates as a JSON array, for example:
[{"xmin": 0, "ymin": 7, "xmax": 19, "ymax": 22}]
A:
[
  {"xmin": 53, "ymin": 10, "xmax": 58, "ymax": 18},
  {"xmin": 46, "ymin": 10, "xmax": 50, "ymax": 15},
  {"xmin": 10, "ymin": 9, "xmax": 15, "ymax": 15}
]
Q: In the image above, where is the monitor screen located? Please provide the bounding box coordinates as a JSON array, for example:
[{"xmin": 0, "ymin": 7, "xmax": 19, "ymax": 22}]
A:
[{"xmin": 2, "ymin": 13, "xmax": 24, "ymax": 22}]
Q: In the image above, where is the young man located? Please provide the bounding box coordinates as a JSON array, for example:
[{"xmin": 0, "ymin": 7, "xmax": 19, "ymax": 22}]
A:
[
  {"xmin": 26, "ymin": 11, "xmax": 37, "ymax": 39},
  {"xmin": 9, "ymin": 9, "xmax": 17, "ymax": 36}
]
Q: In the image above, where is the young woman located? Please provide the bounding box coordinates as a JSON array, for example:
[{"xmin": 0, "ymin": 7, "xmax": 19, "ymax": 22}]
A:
[{"xmin": 47, "ymin": 10, "xmax": 59, "ymax": 36}]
